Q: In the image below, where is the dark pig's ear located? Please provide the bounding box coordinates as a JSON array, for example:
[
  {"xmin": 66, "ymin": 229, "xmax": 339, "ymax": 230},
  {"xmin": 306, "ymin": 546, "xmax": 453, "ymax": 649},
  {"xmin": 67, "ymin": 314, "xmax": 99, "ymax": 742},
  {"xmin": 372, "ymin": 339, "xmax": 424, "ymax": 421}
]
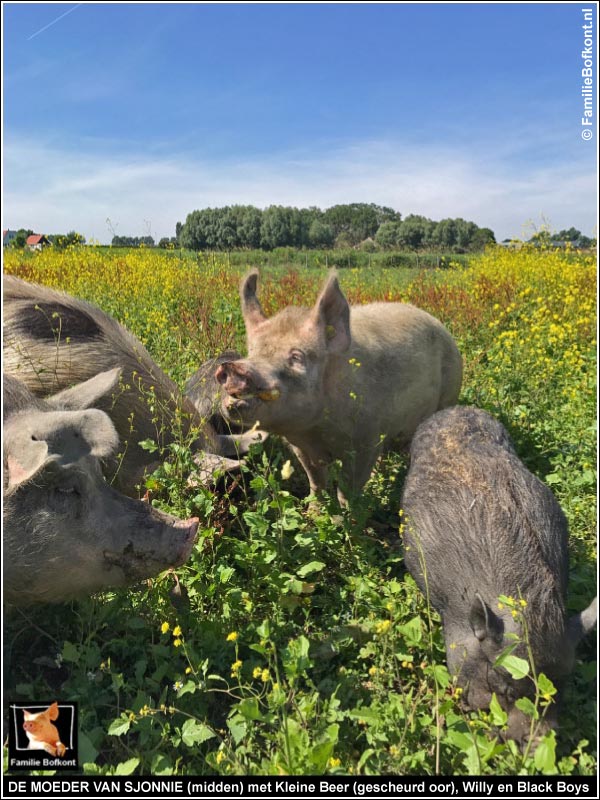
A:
[
  {"xmin": 240, "ymin": 270, "xmax": 266, "ymax": 332},
  {"xmin": 313, "ymin": 271, "xmax": 351, "ymax": 353},
  {"xmin": 469, "ymin": 593, "xmax": 504, "ymax": 643}
]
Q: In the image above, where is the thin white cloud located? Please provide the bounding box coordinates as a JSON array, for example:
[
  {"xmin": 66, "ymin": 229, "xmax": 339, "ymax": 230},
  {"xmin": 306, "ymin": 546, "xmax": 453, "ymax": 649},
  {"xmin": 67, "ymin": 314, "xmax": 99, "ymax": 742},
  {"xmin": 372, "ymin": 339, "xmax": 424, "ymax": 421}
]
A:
[
  {"xmin": 27, "ymin": 3, "xmax": 83, "ymax": 41},
  {"xmin": 3, "ymin": 136, "xmax": 597, "ymax": 243}
]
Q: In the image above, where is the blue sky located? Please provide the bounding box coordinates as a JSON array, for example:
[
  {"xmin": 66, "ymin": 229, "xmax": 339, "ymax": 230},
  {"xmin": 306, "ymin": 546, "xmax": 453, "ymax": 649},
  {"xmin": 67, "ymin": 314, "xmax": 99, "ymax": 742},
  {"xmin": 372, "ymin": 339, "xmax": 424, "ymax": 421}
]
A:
[{"xmin": 3, "ymin": 2, "xmax": 597, "ymax": 243}]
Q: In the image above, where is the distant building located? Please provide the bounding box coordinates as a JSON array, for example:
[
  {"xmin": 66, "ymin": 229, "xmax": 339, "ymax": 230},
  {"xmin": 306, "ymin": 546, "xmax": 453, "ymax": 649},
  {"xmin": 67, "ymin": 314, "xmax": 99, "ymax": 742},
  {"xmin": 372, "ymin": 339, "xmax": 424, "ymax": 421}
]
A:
[
  {"xmin": 26, "ymin": 234, "xmax": 52, "ymax": 251},
  {"xmin": 3, "ymin": 229, "xmax": 18, "ymax": 247}
]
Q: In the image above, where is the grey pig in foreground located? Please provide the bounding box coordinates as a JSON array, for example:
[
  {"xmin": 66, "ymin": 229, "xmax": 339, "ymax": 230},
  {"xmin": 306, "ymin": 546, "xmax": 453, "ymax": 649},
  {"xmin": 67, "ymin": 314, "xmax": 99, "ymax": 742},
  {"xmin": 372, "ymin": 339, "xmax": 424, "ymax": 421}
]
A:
[
  {"xmin": 3, "ymin": 373, "xmax": 199, "ymax": 605},
  {"xmin": 3, "ymin": 276, "xmax": 254, "ymax": 496},
  {"xmin": 216, "ymin": 270, "xmax": 462, "ymax": 504},
  {"xmin": 401, "ymin": 405, "xmax": 597, "ymax": 742}
]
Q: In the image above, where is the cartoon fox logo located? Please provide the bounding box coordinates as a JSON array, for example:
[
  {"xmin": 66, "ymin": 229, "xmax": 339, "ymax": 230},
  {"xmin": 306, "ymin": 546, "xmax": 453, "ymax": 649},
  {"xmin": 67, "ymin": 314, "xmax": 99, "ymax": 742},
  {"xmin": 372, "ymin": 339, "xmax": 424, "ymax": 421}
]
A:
[{"xmin": 22, "ymin": 702, "xmax": 67, "ymax": 757}]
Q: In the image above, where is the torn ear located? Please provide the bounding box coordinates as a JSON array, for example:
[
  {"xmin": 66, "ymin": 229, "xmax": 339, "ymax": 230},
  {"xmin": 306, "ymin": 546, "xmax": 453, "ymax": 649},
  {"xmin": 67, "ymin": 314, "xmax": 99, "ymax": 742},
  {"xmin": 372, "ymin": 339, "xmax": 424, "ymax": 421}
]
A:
[
  {"xmin": 469, "ymin": 593, "xmax": 504, "ymax": 642},
  {"xmin": 313, "ymin": 271, "xmax": 351, "ymax": 353},
  {"xmin": 240, "ymin": 270, "xmax": 266, "ymax": 332},
  {"xmin": 6, "ymin": 440, "xmax": 49, "ymax": 488}
]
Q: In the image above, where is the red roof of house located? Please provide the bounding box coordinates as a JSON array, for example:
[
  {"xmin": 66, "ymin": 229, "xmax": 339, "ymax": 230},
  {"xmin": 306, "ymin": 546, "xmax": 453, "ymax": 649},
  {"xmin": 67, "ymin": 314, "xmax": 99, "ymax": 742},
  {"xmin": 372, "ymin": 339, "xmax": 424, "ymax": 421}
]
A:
[{"xmin": 26, "ymin": 234, "xmax": 45, "ymax": 245}]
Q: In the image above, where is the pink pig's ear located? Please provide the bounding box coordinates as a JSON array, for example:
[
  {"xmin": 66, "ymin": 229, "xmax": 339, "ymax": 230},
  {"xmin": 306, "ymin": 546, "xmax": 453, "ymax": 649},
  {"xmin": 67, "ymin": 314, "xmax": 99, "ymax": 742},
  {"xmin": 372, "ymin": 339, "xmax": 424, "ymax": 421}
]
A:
[
  {"xmin": 6, "ymin": 440, "xmax": 49, "ymax": 488},
  {"xmin": 47, "ymin": 702, "xmax": 59, "ymax": 721},
  {"xmin": 240, "ymin": 270, "xmax": 267, "ymax": 333},
  {"xmin": 313, "ymin": 271, "xmax": 351, "ymax": 353}
]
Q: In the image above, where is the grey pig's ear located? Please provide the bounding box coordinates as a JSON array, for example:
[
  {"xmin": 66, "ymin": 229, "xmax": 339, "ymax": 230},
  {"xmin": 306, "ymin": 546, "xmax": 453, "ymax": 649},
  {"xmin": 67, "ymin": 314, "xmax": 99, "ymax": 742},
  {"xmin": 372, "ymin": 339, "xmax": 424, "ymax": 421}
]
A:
[
  {"xmin": 47, "ymin": 367, "xmax": 122, "ymax": 411},
  {"xmin": 469, "ymin": 593, "xmax": 504, "ymax": 642},
  {"xmin": 567, "ymin": 596, "xmax": 597, "ymax": 646},
  {"xmin": 240, "ymin": 270, "xmax": 266, "ymax": 332},
  {"xmin": 312, "ymin": 270, "xmax": 351, "ymax": 354}
]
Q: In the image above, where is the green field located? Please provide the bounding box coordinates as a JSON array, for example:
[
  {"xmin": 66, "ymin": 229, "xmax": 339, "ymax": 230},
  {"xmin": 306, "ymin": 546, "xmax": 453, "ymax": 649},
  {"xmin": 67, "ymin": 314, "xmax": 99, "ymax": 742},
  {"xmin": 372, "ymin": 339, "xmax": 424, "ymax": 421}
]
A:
[{"xmin": 3, "ymin": 244, "xmax": 596, "ymax": 776}]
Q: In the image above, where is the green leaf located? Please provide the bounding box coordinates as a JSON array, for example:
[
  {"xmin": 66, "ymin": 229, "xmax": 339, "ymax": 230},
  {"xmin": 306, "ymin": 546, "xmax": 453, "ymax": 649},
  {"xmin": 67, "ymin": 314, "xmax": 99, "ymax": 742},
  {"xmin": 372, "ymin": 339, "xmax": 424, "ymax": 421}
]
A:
[
  {"xmin": 114, "ymin": 757, "xmax": 140, "ymax": 775},
  {"xmin": 61, "ymin": 641, "xmax": 80, "ymax": 663},
  {"xmin": 282, "ymin": 635, "xmax": 312, "ymax": 678},
  {"xmin": 429, "ymin": 663, "xmax": 451, "ymax": 689},
  {"xmin": 357, "ymin": 748, "xmax": 376, "ymax": 770},
  {"xmin": 348, "ymin": 707, "xmax": 381, "ymax": 725},
  {"xmin": 494, "ymin": 653, "xmax": 530, "ymax": 679},
  {"xmin": 310, "ymin": 726, "xmax": 339, "ymax": 772},
  {"xmin": 150, "ymin": 754, "xmax": 173, "ymax": 775},
  {"xmin": 283, "ymin": 575, "xmax": 305, "ymax": 595},
  {"xmin": 534, "ymin": 731, "xmax": 557, "ymax": 773},
  {"xmin": 462, "ymin": 743, "xmax": 483, "ymax": 775},
  {"xmin": 181, "ymin": 719, "xmax": 215, "ymax": 747},
  {"xmin": 445, "ymin": 729, "xmax": 475, "ymax": 750},
  {"xmin": 397, "ymin": 616, "xmax": 422, "ymax": 646},
  {"xmin": 238, "ymin": 697, "xmax": 263, "ymax": 721},
  {"xmin": 138, "ymin": 439, "xmax": 158, "ymax": 453},
  {"xmin": 218, "ymin": 566, "xmax": 235, "ymax": 583},
  {"xmin": 177, "ymin": 680, "xmax": 198, "ymax": 698},
  {"xmin": 78, "ymin": 731, "xmax": 99, "ymax": 764},
  {"xmin": 537, "ymin": 672, "xmax": 557, "ymax": 697},
  {"xmin": 296, "ymin": 560, "xmax": 326, "ymax": 578},
  {"xmin": 107, "ymin": 715, "xmax": 131, "ymax": 736},
  {"xmin": 227, "ymin": 714, "xmax": 247, "ymax": 745},
  {"xmin": 515, "ymin": 696, "xmax": 538, "ymax": 720},
  {"xmin": 489, "ymin": 693, "xmax": 508, "ymax": 727}
]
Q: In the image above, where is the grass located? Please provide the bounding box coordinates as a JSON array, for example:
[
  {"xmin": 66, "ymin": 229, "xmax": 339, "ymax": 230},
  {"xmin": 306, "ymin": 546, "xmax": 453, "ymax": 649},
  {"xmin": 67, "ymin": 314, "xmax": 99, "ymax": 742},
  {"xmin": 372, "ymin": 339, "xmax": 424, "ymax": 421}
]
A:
[{"xmin": 3, "ymin": 244, "xmax": 596, "ymax": 776}]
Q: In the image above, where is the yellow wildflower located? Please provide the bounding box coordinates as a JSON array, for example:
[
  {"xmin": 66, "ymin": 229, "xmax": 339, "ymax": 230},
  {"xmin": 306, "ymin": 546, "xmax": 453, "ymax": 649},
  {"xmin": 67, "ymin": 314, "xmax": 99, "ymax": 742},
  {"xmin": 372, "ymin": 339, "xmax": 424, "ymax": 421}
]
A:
[{"xmin": 281, "ymin": 460, "xmax": 294, "ymax": 480}]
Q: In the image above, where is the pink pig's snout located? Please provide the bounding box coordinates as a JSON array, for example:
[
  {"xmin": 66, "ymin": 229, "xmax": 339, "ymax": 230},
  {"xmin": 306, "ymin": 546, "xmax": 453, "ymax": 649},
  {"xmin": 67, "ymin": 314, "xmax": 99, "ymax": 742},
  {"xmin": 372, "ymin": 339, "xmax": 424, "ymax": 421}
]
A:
[{"xmin": 215, "ymin": 361, "xmax": 254, "ymax": 396}]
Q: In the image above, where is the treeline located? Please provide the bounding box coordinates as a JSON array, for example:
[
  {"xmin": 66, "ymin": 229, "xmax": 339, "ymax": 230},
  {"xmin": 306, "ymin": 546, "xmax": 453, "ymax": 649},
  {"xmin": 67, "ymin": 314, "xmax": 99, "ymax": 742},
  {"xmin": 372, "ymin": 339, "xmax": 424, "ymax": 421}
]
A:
[
  {"xmin": 6, "ymin": 229, "xmax": 86, "ymax": 249},
  {"xmin": 111, "ymin": 235, "xmax": 155, "ymax": 248},
  {"xmin": 528, "ymin": 227, "xmax": 595, "ymax": 248},
  {"xmin": 176, "ymin": 203, "xmax": 496, "ymax": 253}
]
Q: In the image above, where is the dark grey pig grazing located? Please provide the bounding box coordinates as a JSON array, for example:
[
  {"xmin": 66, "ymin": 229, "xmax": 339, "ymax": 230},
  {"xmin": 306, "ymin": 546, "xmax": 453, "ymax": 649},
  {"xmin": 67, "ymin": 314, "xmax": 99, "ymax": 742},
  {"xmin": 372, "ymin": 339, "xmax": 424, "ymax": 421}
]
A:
[
  {"xmin": 401, "ymin": 405, "xmax": 597, "ymax": 742},
  {"xmin": 3, "ymin": 276, "xmax": 242, "ymax": 496},
  {"xmin": 216, "ymin": 269, "xmax": 462, "ymax": 504},
  {"xmin": 3, "ymin": 374, "xmax": 199, "ymax": 606}
]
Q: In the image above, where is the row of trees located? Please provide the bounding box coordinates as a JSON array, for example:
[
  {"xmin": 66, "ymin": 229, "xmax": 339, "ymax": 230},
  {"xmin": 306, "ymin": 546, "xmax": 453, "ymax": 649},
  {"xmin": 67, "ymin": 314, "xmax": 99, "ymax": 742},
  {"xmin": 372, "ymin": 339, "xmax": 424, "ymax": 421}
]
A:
[
  {"xmin": 111, "ymin": 235, "xmax": 155, "ymax": 248},
  {"xmin": 6, "ymin": 229, "xmax": 86, "ymax": 249},
  {"xmin": 176, "ymin": 204, "xmax": 496, "ymax": 253},
  {"xmin": 528, "ymin": 227, "xmax": 595, "ymax": 248}
]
